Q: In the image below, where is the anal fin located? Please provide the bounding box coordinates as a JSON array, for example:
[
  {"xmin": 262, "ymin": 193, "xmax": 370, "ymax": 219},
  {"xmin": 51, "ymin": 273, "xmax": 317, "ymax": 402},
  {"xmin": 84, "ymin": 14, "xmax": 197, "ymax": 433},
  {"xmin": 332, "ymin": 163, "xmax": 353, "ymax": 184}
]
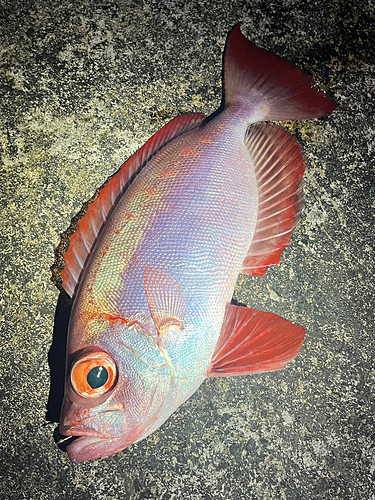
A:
[
  {"xmin": 241, "ymin": 124, "xmax": 305, "ymax": 276},
  {"xmin": 208, "ymin": 304, "xmax": 305, "ymax": 377}
]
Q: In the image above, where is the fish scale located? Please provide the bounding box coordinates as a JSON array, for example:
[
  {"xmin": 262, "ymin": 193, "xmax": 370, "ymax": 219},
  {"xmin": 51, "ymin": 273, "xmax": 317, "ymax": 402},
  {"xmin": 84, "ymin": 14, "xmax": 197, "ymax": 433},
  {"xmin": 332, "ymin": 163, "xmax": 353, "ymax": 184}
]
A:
[{"xmin": 79, "ymin": 117, "xmax": 256, "ymax": 333}]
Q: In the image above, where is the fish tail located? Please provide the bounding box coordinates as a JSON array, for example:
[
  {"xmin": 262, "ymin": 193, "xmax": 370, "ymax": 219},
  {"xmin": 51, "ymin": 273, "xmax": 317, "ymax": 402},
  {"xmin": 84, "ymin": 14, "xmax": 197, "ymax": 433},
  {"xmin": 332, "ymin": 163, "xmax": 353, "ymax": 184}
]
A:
[{"xmin": 223, "ymin": 23, "xmax": 338, "ymax": 121}]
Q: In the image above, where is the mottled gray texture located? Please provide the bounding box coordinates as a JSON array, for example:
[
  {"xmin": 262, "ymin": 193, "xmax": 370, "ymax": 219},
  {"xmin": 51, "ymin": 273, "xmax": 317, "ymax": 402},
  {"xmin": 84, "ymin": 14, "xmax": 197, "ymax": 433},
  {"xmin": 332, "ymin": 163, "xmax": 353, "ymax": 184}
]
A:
[{"xmin": 1, "ymin": 0, "xmax": 374, "ymax": 499}]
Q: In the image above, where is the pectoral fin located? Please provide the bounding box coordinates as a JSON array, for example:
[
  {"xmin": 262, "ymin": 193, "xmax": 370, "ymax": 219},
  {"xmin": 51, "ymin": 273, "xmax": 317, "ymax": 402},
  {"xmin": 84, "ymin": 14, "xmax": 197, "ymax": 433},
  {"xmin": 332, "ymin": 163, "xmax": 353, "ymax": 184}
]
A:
[
  {"xmin": 208, "ymin": 304, "xmax": 305, "ymax": 377},
  {"xmin": 144, "ymin": 265, "xmax": 187, "ymax": 337}
]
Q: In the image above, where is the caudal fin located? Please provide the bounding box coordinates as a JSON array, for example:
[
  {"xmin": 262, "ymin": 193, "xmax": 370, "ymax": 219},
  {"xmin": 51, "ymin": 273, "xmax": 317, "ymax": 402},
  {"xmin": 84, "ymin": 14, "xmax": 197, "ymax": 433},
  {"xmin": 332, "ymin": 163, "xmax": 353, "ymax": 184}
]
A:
[{"xmin": 224, "ymin": 23, "xmax": 338, "ymax": 121}]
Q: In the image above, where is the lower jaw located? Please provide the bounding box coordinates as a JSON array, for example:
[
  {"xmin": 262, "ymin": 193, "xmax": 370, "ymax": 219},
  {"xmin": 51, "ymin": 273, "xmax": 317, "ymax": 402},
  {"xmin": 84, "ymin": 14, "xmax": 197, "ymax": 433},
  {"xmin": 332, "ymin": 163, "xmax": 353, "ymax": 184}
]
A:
[{"xmin": 66, "ymin": 435, "xmax": 110, "ymax": 463}]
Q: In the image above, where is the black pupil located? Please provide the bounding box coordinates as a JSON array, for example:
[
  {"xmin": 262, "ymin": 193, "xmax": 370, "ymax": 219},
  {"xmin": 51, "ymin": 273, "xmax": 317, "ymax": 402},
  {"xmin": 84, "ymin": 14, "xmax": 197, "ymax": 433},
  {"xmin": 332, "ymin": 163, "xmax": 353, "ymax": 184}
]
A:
[{"xmin": 87, "ymin": 366, "xmax": 108, "ymax": 389}]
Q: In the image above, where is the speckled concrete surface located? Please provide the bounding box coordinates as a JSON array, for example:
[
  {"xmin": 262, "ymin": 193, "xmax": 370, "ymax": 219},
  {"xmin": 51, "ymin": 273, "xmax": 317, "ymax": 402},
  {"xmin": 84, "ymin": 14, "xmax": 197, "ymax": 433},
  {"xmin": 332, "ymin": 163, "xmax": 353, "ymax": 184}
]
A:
[{"xmin": 1, "ymin": 1, "xmax": 374, "ymax": 499}]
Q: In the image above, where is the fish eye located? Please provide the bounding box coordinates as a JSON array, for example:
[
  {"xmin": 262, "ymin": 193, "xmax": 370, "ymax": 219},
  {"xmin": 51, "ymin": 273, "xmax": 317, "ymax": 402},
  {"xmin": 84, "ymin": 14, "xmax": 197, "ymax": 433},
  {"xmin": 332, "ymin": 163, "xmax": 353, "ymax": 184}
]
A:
[
  {"xmin": 70, "ymin": 351, "xmax": 117, "ymax": 398},
  {"xmin": 87, "ymin": 366, "xmax": 108, "ymax": 389}
]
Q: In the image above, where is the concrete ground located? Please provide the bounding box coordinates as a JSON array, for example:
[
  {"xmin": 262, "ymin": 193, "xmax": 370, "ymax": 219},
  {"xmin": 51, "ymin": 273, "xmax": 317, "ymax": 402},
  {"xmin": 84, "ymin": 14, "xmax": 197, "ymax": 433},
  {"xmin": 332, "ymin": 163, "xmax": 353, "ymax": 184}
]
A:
[{"xmin": 1, "ymin": 0, "xmax": 374, "ymax": 499}]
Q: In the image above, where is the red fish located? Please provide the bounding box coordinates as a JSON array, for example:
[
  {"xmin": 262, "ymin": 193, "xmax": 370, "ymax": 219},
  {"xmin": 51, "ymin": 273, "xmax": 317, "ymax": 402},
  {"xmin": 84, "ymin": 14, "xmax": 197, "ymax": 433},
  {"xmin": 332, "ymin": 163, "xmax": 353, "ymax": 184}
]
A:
[{"xmin": 55, "ymin": 23, "xmax": 337, "ymax": 462}]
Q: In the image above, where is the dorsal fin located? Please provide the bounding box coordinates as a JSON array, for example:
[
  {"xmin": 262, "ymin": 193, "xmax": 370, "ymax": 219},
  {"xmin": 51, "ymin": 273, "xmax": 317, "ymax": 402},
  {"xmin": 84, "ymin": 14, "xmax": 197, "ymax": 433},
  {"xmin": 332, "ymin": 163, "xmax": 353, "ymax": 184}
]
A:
[
  {"xmin": 241, "ymin": 124, "xmax": 305, "ymax": 276},
  {"xmin": 52, "ymin": 113, "xmax": 206, "ymax": 297}
]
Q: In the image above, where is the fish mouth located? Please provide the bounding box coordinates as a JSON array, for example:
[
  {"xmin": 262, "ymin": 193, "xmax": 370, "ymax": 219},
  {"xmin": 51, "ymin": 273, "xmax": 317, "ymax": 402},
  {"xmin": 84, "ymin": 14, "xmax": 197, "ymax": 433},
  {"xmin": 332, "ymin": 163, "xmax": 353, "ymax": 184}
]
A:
[
  {"xmin": 57, "ymin": 425, "xmax": 141, "ymax": 463},
  {"xmin": 55, "ymin": 423, "xmax": 107, "ymax": 457},
  {"xmin": 55, "ymin": 423, "xmax": 112, "ymax": 462},
  {"xmin": 59, "ymin": 424, "xmax": 104, "ymax": 439},
  {"xmin": 57, "ymin": 409, "xmax": 140, "ymax": 462},
  {"xmin": 54, "ymin": 425, "xmax": 80, "ymax": 453}
]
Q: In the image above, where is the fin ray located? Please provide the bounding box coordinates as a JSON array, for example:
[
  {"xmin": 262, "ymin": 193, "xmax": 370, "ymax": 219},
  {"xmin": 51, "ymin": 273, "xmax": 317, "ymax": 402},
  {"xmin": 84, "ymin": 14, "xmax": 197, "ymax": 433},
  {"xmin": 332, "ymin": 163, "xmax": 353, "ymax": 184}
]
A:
[
  {"xmin": 144, "ymin": 265, "xmax": 187, "ymax": 337},
  {"xmin": 241, "ymin": 124, "xmax": 306, "ymax": 276},
  {"xmin": 224, "ymin": 23, "xmax": 338, "ymax": 120},
  {"xmin": 208, "ymin": 304, "xmax": 305, "ymax": 377}
]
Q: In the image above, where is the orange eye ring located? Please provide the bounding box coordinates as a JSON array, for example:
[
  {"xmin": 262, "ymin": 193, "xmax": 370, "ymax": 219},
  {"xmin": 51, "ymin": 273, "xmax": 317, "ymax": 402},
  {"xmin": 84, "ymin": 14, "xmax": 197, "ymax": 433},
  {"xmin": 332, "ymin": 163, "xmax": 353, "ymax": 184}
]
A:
[{"xmin": 70, "ymin": 351, "xmax": 117, "ymax": 398}]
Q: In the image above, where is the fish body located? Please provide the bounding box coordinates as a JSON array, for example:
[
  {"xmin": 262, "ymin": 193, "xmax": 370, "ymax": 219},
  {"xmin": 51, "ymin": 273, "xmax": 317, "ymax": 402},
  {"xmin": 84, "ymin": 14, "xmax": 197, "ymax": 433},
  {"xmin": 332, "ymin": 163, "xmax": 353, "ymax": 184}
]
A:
[{"xmin": 55, "ymin": 24, "xmax": 337, "ymax": 462}]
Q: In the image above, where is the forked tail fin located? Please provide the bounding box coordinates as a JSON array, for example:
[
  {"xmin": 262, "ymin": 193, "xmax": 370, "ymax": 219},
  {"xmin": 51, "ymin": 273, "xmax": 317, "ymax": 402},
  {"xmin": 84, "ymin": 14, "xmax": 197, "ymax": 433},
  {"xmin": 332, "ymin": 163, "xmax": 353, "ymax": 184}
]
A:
[{"xmin": 224, "ymin": 23, "xmax": 338, "ymax": 121}]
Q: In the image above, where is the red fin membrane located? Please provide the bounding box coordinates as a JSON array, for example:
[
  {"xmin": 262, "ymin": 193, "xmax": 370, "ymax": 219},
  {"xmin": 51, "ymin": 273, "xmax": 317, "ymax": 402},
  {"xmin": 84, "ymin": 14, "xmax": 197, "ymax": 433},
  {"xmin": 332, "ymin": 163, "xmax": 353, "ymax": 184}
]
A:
[
  {"xmin": 242, "ymin": 124, "xmax": 305, "ymax": 276},
  {"xmin": 60, "ymin": 113, "xmax": 206, "ymax": 297},
  {"xmin": 224, "ymin": 23, "xmax": 338, "ymax": 120},
  {"xmin": 144, "ymin": 265, "xmax": 187, "ymax": 337},
  {"xmin": 208, "ymin": 304, "xmax": 305, "ymax": 377}
]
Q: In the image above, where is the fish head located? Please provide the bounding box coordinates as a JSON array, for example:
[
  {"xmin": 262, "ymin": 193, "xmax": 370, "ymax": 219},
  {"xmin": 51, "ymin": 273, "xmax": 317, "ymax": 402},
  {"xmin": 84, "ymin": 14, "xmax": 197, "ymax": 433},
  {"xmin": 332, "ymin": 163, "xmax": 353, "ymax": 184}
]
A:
[{"xmin": 59, "ymin": 319, "xmax": 172, "ymax": 463}]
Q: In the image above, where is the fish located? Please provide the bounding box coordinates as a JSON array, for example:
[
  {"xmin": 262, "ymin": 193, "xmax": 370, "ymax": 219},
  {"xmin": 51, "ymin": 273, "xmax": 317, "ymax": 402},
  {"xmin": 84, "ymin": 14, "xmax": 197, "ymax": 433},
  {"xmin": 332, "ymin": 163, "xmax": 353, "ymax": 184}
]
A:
[{"xmin": 53, "ymin": 23, "xmax": 337, "ymax": 463}]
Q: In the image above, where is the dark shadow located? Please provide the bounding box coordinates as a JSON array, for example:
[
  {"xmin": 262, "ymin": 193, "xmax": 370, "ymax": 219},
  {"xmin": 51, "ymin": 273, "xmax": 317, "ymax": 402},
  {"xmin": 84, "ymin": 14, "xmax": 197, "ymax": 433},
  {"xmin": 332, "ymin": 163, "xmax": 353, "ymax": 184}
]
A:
[
  {"xmin": 198, "ymin": 23, "xmax": 232, "ymax": 129},
  {"xmin": 46, "ymin": 290, "xmax": 72, "ymax": 423},
  {"xmin": 231, "ymin": 298, "xmax": 248, "ymax": 308}
]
